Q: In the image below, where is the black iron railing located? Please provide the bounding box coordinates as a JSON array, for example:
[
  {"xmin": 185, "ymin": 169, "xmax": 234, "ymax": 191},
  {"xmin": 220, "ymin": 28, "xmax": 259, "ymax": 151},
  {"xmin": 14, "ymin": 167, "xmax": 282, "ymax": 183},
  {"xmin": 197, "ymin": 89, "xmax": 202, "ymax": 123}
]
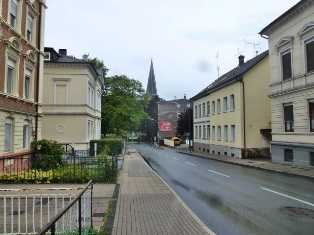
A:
[
  {"xmin": 38, "ymin": 180, "xmax": 94, "ymax": 235},
  {"xmin": 0, "ymin": 154, "xmax": 117, "ymax": 184}
]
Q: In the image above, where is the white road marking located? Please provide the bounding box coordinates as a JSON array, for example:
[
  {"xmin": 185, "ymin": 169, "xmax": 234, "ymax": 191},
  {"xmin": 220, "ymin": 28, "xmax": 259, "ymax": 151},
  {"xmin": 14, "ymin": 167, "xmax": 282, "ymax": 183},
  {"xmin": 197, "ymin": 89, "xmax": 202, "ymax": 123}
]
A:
[
  {"xmin": 207, "ymin": 169, "xmax": 230, "ymax": 178},
  {"xmin": 260, "ymin": 186, "xmax": 314, "ymax": 207},
  {"xmin": 185, "ymin": 161, "xmax": 197, "ymax": 167}
]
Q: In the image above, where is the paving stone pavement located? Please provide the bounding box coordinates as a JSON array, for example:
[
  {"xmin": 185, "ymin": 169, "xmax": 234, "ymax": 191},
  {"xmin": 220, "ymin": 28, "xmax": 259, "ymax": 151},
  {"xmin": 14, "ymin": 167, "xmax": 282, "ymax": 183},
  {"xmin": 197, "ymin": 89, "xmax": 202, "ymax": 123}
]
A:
[
  {"xmin": 177, "ymin": 149, "xmax": 314, "ymax": 179},
  {"xmin": 112, "ymin": 149, "xmax": 213, "ymax": 235}
]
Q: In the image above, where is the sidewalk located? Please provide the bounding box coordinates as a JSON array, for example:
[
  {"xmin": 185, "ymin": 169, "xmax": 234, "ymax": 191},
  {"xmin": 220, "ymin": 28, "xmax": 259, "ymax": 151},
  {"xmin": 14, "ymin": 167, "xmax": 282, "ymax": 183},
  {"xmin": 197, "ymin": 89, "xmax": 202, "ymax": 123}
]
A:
[
  {"xmin": 112, "ymin": 149, "xmax": 214, "ymax": 235},
  {"xmin": 177, "ymin": 149, "xmax": 314, "ymax": 179}
]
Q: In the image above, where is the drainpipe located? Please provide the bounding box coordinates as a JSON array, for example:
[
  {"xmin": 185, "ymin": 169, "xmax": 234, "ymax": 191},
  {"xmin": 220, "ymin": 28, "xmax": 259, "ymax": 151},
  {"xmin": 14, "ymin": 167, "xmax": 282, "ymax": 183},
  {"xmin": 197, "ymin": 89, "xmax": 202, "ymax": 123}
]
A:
[
  {"xmin": 35, "ymin": 3, "xmax": 43, "ymax": 141},
  {"xmin": 241, "ymin": 79, "xmax": 247, "ymax": 157}
]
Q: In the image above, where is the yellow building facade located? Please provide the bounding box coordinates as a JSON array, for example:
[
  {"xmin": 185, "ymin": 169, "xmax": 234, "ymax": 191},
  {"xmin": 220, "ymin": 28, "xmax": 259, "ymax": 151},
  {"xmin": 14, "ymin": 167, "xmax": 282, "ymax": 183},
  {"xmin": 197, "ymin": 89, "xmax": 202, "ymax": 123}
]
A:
[{"xmin": 192, "ymin": 52, "xmax": 271, "ymax": 158}]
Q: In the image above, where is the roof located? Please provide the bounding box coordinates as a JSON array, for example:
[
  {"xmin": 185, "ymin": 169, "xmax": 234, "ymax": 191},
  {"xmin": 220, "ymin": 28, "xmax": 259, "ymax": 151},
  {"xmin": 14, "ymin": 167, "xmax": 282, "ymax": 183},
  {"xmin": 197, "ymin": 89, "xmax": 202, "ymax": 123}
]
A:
[
  {"xmin": 191, "ymin": 51, "xmax": 269, "ymax": 101},
  {"xmin": 259, "ymin": 0, "xmax": 310, "ymax": 36},
  {"xmin": 158, "ymin": 98, "xmax": 191, "ymax": 105},
  {"xmin": 146, "ymin": 60, "xmax": 158, "ymax": 96},
  {"xmin": 44, "ymin": 47, "xmax": 104, "ymax": 87}
]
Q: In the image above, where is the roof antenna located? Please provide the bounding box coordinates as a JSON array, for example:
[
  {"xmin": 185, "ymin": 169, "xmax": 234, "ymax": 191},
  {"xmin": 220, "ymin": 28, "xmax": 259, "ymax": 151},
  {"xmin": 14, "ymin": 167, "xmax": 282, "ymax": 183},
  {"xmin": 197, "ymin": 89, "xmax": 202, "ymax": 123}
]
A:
[
  {"xmin": 216, "ymin": 51, "xmax": 220, "ymax": 78},
  {"xmin": 244, "ymin": 39, "xmax": 260, "ymax": 56}
]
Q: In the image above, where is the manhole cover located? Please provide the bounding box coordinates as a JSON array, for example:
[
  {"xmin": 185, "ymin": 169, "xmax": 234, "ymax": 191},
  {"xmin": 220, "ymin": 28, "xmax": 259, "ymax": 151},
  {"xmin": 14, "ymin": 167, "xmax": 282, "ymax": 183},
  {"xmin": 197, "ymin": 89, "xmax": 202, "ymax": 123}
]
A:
[
  {"xmin": 93, "ymin": 212, "xmax": 105, "ymax": 217},
  {"xmin": 281, "ymin": 207, "xmax": 314, "ymax": 219}
]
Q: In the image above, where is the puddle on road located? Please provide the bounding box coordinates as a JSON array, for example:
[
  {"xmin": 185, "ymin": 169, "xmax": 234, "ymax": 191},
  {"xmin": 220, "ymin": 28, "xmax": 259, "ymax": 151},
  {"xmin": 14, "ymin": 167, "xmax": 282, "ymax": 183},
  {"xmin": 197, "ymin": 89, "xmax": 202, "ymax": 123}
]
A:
[
  {"xmin": 280, "ymin": 207, "xmax": 314, "ymax": 219},
  {"xmin": 194, "ymin": 190, "xmax": 266, "ymax": 234},
  {"xmin": 171, "ymin": 179, "xmax": 191, "ymax": 192}
]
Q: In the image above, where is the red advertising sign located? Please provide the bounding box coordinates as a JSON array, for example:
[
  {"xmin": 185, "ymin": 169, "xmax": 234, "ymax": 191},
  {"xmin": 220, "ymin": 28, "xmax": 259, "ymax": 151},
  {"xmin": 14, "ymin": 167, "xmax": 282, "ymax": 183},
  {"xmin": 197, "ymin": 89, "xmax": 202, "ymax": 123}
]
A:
[{"xmin": 159, "ymin": 121, "xmax": 172, "ymax": 132}]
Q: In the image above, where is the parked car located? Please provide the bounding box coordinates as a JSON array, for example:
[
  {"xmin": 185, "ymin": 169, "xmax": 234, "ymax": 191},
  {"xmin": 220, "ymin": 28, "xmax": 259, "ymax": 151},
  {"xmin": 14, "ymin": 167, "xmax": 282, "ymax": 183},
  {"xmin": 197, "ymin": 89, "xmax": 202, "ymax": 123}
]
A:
[{"xmin": 172, "ymin": 137, "xmax": 182, "ymax": 146}]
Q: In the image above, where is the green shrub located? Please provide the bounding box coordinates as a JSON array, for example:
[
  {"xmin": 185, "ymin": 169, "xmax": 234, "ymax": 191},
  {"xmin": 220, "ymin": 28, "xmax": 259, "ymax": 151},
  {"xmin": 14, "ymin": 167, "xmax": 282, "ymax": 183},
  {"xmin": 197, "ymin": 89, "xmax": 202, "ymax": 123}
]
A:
[
  {"xmin": 90, "ymin": 138, "xmax": 123, "ymax": 156},
  {"xmin": 31, "ymin": 139, "xmax": 64, "ymax": 170}
]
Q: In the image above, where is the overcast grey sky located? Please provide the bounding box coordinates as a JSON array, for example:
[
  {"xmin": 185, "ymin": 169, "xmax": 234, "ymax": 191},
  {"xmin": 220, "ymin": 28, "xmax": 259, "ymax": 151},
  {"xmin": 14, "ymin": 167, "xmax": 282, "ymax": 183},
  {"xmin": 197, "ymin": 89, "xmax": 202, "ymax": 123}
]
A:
[{"xmin": 45, "ymin": 0, "xmax": 299, "ymax": 100}]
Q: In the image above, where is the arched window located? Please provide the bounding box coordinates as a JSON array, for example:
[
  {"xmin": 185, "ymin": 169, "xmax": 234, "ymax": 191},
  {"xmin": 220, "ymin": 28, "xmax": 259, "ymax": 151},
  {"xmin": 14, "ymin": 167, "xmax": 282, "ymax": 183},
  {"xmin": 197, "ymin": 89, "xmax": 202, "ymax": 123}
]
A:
[
  {"xmin": 4, "ymin": 118, "xmax": 14, "ymax": 152},
  {"xmin": 23, "ymin": 123, "xmax": 31, "ymax": 149}
]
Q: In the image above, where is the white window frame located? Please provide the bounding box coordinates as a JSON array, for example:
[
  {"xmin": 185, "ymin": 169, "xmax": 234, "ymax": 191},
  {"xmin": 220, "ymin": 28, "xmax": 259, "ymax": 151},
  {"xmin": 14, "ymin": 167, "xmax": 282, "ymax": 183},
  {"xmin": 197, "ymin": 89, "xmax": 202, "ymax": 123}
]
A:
[
  {"xmin": 223, "ymin": 97, "xmax": 228, "ymax": 113},
  {"xmin": 212, "ymin": 126, "xmax": 216, "ymax": 140},
  {"xmin": 6, "ymin": 57, "xmax": 18, "ymax": 96},
  {"xmin": 4, "ymin": 118, "xmax": 14, "ymax": 153},
  {"xmin": 224, "ymin": 125, "xmax": 228, "ymax": 142},
  {"xmin": 23, "ymin": 124, "xmax": 30, "ymax": 149},
  {"xmin": 280, "ymin": 48, "xmax": 293, "ymax": 81},
  {"xmin": 230, "ymin": 94, "xmax": 235, "ymax": 112},
  {"xmin": 304, "ymin": 37, "xmax": 314, "ymax": 74},
  {"xmin": 207, "ymin": 101, "xmax": 210, "ymax": 116},
  {"xmin": 231, "ymin": 125, "xmax": 236, "ymax": 143},
  {"xmin": 8, "ymin": 0, "xmax": 20, "ymax": 32},
  {"xmin": 212, "ymin": 101, "xmax": 216, "ymax": 115},
  {"xmin": 24, "ymin": 67, "xmax": 33, "ymax": 99},
  {"xmin": 217, "ymin": 99, "xmax": 221, "ymax": 114},
  {"xmin": 26, "ymin": 12, "xmax": 35, "ymax": 43},
  {"xmin": 217, "ymin": 126, "xmax": 221, "ymax": 141},
  {"xmin": 44, "ymin": 52, "xmax": 51, "ymax": 61}
]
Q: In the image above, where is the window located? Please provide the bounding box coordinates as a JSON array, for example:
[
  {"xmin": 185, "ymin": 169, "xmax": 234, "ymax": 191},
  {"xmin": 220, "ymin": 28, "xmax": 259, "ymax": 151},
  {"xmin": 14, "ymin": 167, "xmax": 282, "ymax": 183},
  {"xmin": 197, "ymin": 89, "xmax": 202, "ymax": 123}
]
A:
[
  {"xmin": 88, "ymin": 85, "xmax": 95, "ymax": 107},
  {"xmin": 231, "ymin": 125, "xmax": 236, "ymax": 142},
  {"xmin": 203, "ymin": 125, "xmax": 206, "ymax": 139},
  {"xmin": 283, "ymin": 104, "xmax": 294, "ymax": 132},
  {"xmin": 26, "ymin": 14, "xmax": 34, "ymax": 42},
  {"xmin": 224, "ymin": 125, "xmax": 228, "ymax": 142},
  {"xmin": 198, "ymin": 104, "xmax": 201, "ymax": 118},
  {"xmin": 217, "ymin": 126, "xmax": 221, "ymax": 141},
  {"xmin": 230, "ymin": 95, "xmax": 235, "ymax": 112},
  {"xmin": 212, "ymin": 126, "xmax": 216, "ymax": 140},
  {"xmin": 212, "ymin": 101, "xmax": 216, "ymax": 114},
  {"xmin": 88, "ymin": 120, "xmax": 94, "ymax": 140},
  {"xmin": 284, "ymin": 149, "xmax": 293, "ymax": 162},
  {"xmin": 7, "ymin": 58, "xmax": 16, "ymax": 94},
  {"xmin": 55, "ymin": 84, "xmax": 67, "ymax": 104},
  {"xmin": 202, "ymin": 103, "xmax": 205, "ymax": 117},
  {"xmin": 310, "ymin": 152, "xmax": 314, "ymax": 166},
  {"xmin": 207, "ymin": 102, "xmax": 210, "ymax": 116},
  {"xmin": 217, "ymin": 99, "xmax": 221, "ymax": 114},
  {"xmin": 207, "ymin": 125, "xmax": 210, "ymax": 140},
  {"xmin": 23, "ymin": 125, "xmax": 30, "ymax": 149},
  {"xmin": 44, "ymin": 52, "xmax": 51, "ymax": 61},
  {"xmin": 306, "ymin": 40, "xmax": 314, "ymax": 73},
  {"xmin": 4, "ymin": 118, "xmax": 14, "ymax": 152},
  {"xmin": 24, "ymin": 69, "xmax": 32, "ymax": 99},
  {"xmin": 223, "ymin": 97, "xmax": 228, "ymax": 112},
  {"xmin": 9, "ymin": 0, "xmax": 18, "ymax": 29},
  {"xmin": 310, "ymin": 101, "xmax": 314, "ymax": 132},
  {"xmin": 195, "ymin": 126, "xmax": 198, "ymax": 139},
  {"xmin": 199, "ymin": 126, "xmax": 202, "ymax": 139},
  {"xmin": 281, "ymin": 50, "xmax": 292, "ymax": 80},
  {"xmin": 194, "ymin": 105, "xmax": 198, "ymax": 119}
]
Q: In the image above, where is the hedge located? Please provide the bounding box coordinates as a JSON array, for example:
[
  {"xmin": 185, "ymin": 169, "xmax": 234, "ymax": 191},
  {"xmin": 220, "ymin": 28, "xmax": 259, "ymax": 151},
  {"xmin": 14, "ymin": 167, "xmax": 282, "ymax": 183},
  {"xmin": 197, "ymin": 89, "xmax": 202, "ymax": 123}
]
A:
[{"xmin": 90, "ymin": 138, "xmax": 123, "ymax": 156}]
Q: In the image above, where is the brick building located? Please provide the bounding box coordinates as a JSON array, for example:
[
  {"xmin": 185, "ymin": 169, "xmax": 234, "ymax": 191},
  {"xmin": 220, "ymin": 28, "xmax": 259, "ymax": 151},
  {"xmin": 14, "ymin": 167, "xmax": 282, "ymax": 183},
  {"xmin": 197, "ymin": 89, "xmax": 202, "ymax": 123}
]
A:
[{"xmin": 0, "ymin": 0, "xmax": 46, "ymax": 165}]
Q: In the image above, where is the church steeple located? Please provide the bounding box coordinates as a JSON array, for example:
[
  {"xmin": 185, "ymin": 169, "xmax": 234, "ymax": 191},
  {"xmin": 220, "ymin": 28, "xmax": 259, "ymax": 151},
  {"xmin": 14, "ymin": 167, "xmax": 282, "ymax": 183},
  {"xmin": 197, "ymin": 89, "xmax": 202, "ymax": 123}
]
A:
[{"xmin": 146, "ymin": 59, "xmax": 157, "ymax": 96}]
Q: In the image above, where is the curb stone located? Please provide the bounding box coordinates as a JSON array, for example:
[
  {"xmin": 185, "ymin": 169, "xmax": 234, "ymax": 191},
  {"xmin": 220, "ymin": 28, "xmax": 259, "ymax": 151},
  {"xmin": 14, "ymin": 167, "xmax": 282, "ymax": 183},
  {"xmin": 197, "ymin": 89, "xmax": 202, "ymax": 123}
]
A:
[{"xmin": 177, "ymin": 150, "xmax": 314, "ymax": 181}]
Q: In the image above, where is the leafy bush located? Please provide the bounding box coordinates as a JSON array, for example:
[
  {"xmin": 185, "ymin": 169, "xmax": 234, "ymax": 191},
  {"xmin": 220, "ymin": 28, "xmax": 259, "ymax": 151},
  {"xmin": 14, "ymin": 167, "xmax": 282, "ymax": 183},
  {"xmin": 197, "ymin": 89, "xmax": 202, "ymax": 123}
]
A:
[
  {"xmin": 90, "ymin": 138, "xmax": 123, "ymax": 156},
  {"xmin": 31, "ymin": 139, "xmax": 64, "ymax": 170}
]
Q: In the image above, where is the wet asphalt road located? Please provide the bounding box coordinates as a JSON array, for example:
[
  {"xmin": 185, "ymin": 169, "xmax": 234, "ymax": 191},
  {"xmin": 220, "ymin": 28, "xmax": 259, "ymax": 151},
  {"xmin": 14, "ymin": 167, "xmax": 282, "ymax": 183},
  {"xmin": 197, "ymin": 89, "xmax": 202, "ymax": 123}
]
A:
[{"xmin": 133, "ymin": 144, "xmax": 314, "ymax": 235}]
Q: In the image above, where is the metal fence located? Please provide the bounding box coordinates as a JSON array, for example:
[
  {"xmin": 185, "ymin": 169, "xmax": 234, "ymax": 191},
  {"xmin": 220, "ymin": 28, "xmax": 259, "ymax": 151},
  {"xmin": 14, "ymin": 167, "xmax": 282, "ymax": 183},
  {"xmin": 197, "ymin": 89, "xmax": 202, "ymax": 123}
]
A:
[
  {"xmin": 0, "ymin": 154, "xmax": 117, "ymax": 184},
  {"xmin": 0, "ymin": 182, "xmax": 93, "ymax": 234},
  {"xmin": 38, "ymin": 181, "xmax": 93, "ymax": 235}
]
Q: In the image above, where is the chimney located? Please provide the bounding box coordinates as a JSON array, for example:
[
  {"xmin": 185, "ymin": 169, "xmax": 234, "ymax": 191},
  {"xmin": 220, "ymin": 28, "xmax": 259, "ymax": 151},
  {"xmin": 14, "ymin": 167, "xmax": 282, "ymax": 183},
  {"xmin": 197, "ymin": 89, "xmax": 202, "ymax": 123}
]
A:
[
  {"xmin": 59, "ymin": 49, "xmax": 67, "ymax": 56},
  {"xmin": 238, "ymin": 55, "xmax": 245, "ymax": 66}
]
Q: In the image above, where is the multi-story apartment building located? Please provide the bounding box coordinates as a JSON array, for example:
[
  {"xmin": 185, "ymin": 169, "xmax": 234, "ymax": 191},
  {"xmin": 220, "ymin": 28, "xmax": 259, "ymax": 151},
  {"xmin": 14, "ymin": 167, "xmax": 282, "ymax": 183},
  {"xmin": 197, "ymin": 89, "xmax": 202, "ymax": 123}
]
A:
[
  {"xmin": 260, "ymin": 0, "xmax": 314, "ymax": 166},
  {"xmin": 158, "ymin": 97, "xmax": 191, "ymax": 140},
  {"xmin": 42, "ymin": 47, "xmax": 103, "ymax": 153},
  {"xmin": 0, "ymin": 0, "xmax": 46, "ymax": 159},
  {"xmin": 192, "ymin": 52, "xmax": 271, "ymax": 158}
]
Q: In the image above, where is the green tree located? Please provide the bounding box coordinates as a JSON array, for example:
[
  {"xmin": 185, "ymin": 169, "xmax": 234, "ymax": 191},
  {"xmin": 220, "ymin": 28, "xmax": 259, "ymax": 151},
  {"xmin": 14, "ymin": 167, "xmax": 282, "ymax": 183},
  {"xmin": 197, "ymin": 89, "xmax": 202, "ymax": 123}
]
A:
[{"xmin": 102, "ymin": 75, "xmax": 148, "ymax": 136}]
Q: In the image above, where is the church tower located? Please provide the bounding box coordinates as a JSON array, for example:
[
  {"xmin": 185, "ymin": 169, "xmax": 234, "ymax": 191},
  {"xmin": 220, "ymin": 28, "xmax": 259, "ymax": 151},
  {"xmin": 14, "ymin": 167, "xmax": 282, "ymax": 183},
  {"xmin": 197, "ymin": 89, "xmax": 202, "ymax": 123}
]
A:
[{"xmin": 146, "ymin": 60, "xmax": 157, "ymax": 96}]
